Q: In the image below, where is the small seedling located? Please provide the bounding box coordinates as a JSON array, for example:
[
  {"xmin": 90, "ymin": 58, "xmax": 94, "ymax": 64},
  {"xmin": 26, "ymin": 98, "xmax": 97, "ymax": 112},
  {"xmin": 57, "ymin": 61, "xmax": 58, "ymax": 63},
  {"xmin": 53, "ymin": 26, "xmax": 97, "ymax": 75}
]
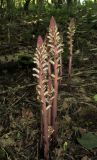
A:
[
  {"xmin": 63, "ymin": 141, "xmax": 68, "ymax": 151},
  {"xmin": 93, "ymin": 94, "xmax": 97, "ymax": 102}
]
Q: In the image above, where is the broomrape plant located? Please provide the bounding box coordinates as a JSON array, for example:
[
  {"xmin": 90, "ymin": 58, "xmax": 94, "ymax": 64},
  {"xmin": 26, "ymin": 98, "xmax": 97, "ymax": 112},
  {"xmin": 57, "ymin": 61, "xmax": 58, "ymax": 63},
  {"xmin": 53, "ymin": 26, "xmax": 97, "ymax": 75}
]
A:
[
  {"xmin": 67, "ymin": 18, "xmax": 75, "ymax": 78},
  {"xmin": 47, "ymin": 16, "xmax": 63, "ymax": 133},
  {"xmin": 33, "ymin": 16, "xmax": 63, "ymax": 160},
  {"xmin": 33, "ymin": 36, "xmax": 49, "ymax": 160}
]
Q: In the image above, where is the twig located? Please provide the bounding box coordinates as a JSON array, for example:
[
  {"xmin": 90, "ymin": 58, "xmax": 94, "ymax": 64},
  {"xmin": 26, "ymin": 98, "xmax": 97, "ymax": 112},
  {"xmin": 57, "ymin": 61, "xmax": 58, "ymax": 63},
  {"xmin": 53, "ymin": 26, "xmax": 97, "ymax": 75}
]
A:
[
  {"xmin": 0, "ymin": 83, "xmax": 37, "ymax": 95},
  {"xmin": 73, "ymin": 70, "xmax": 97, "ymax": 76},
  {"xmin": 10, "ymin": 92, "xmax": 26, "ymax": 107}
]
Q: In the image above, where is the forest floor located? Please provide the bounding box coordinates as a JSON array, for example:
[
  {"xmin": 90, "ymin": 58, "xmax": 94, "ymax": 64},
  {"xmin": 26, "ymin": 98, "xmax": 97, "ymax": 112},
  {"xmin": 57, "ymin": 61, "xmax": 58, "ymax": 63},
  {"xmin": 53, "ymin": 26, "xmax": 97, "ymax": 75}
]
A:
[
  {"xmin": 1, "ymin": 13, "xmax": 97, "ymax": 160},
  {"xmin": 0, "ymin": 54, "xmax": 97, "ymax": 160}
]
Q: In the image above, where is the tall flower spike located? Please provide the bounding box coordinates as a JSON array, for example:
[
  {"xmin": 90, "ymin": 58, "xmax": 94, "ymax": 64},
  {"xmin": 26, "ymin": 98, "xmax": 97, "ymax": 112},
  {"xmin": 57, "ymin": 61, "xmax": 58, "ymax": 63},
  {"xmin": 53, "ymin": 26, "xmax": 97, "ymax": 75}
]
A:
[
  {"xmin": 47, "ymin": 16, "xmax": 63, "ymax": 134},
  {"xmin": 67, "ymin": 18, "xmax": 75, "ymax": 78},
  {"xmin": 49, "ymin": 16, "xmax": 63, "ymax": 77},
  {"xmin": 33, "ymin": 35, "xmax": 49, "ymax": 160},
  {"xmin": 44, "ymin": 34, "xmax": 54, "ymax": 127}
]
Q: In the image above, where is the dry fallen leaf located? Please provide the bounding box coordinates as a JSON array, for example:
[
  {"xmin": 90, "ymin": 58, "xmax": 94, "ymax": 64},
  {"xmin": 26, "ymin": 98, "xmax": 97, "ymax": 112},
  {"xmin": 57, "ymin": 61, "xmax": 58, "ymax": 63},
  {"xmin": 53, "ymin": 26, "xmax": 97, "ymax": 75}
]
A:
[
  {"xmin": 79, "ymin": 127, "xmax": 87, "ymax": 135},
  {"xmin": 64, "ymin": 115, "xmax": 71, "ymax": 123},
  {"xmin": 81, "ymin": 155, "xmax": 91, "ymax": 160},
  {"xmin": 62, "ymin": 100, "xmax": 69, "ymax": 110}
]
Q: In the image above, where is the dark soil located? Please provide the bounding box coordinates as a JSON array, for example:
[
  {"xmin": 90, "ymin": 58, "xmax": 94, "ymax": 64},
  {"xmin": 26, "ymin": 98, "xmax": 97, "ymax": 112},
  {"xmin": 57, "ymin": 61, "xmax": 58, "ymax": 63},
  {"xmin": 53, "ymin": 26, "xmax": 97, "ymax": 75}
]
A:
[{"xmin": 0, "ymin": 55, "xmax": 97, "ymax": 160}]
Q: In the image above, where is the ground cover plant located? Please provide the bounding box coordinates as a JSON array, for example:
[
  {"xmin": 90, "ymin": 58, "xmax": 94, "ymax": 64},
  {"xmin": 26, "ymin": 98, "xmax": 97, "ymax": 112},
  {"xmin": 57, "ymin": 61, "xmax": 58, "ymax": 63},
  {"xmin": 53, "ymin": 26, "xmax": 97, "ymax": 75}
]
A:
[{"xmin": 0, "ymin": 0, "xmax": 97, "ymax": 160}]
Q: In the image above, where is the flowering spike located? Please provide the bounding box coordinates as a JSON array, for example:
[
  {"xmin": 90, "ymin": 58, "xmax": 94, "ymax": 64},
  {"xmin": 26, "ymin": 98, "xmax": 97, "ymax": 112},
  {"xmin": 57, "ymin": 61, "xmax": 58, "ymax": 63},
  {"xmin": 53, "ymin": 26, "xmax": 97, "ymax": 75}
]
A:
[
  {"xmin": 33, "ymin": 16, "xmax": 64, "ymax": 159},
  {"xmin": 50, "ymin": 16, "xmax": 56, "ymax": 31},
  {"xmin": 47, "ymin": 16, "xmax": 63, "ymax": 135},
  {"xmin": 37, "ymin": 35, "xmax": 43, "ymax": 48},
  {"xmin": 67, "ymin": 18, "xmax": 75, "ymax": 78},
  {"xmin": 33, "ymin": 35, "xmax": 49, "ymax": 160}
]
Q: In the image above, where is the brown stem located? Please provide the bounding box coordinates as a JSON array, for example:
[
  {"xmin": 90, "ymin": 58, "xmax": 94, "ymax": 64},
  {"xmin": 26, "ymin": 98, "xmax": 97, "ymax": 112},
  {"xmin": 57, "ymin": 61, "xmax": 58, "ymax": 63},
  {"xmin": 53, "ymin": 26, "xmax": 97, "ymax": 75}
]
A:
[
  {"xmin": 68, "ymin": 40, "xmax": 73, "ymax": 78},
  {"xmin": 42, "ymin": 106, "xmax": 49, "ymax": 160},
  {"xmin": 40, "ymin": 64, "xmax": 49, "ymax": 160},
  {"xmin": 52, "ymin": 49, "xmax": 58, "ymax": 134},
  {"xmin": 59, "ymin": 53, "xmax": 63, "ymax": 83},
  {"xmin": 40, "ymin": 82, "xmax": 49, "ymax": 160}
]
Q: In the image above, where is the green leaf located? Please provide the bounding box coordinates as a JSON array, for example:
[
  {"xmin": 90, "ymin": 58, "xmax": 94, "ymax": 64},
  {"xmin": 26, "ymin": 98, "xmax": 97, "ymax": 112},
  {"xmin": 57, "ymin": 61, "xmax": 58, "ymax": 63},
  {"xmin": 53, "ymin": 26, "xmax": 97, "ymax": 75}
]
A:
[
  {"xmin": 77, "ymin": 132, "xmax": 97, "ymax": 150},
  {"xmin": 63, "ymin": 142, "xmax": 68, "ymax": 151},
  {"xmin": 16, "ymin": 132, "xmax": 22, "ymax": 140},
  {"xmin": 0, "ymin": 148, "xmax": 6, "ymax": 158},
  {"xmin": 93, "ymin": 94, "xmax": 97, "ymax": 102}
]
